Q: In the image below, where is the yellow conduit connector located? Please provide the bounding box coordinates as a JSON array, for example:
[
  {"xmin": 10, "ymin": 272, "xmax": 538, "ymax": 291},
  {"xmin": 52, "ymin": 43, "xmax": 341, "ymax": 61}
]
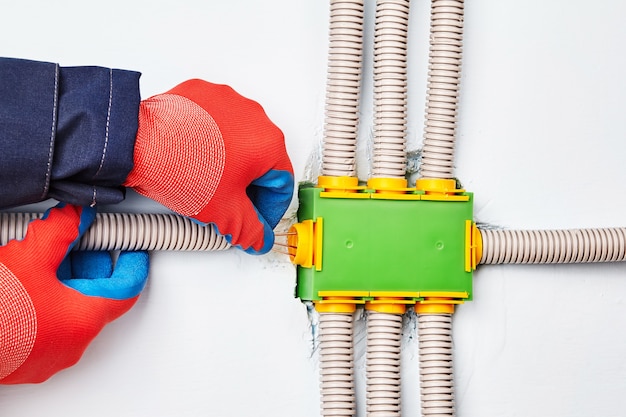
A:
[
  {"xmin": 366, "ymin": 297, "xmax": 408, "ymax": 315},
  {"xmin": 416, "ymin": 178, "xmax": 469, "ymax": 202},
  {"xmin": 415, "ymin": 297, "xmax": 457, "ymax": 315},
  {"xmin": 318, "ymin": 175, "xmax": 367, "ymax": 199},
  {"xmin": 367, "ymin": 177, "xmax": 408, "ymax": 193},
  {"xmin": 315, "ymin": 296, "xmax": 358, "ymax": 314},
  {"xmin": 288, "ymin": 219, "xmax": 324, "ymax": 270}
]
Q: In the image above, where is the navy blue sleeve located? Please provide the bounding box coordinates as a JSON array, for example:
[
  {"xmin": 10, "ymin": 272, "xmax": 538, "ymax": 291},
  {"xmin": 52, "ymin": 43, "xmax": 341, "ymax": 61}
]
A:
[{"xmin": 0, "ymin": 57, "xmax": 141, "ymax": 208}]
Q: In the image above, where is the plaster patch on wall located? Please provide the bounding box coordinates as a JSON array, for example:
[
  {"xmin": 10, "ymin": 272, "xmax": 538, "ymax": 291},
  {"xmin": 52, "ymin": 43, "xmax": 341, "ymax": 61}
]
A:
[
  {"xmin": 301, "ymin": 139, "xmax": 323, "ymax": 185},
  {"xmin": 305, "ymin": 302, "xmax": 319, "ymax": 357}
]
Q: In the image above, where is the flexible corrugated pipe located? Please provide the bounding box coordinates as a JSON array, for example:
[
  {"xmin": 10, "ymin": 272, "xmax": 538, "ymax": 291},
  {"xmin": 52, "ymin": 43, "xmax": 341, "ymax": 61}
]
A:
[
  {"xmin": 321, "ymin": 0, "xmax": 365, "ymax": 178},
  {"xmin": 366, "ymin": 310, "xmax": 403, "ymax": 417},
  {"xmin": 366, "ymin": 1, "xmax": 410, "ymax": 415},
  {"xmin": 479, "ymin": 227, "xmax": 626, "ymax": 265},
  {"xmin": 418, "ymin": 314, "xmax": 455, "ymax": 417},
  {"xmin": 419, "ymin": 0, "xmax": 464, "ymax": 180},
  {"xmin": 0, "ymin": 213, "xmax": 230, "ymax": 251},
  {"xmin": 0, "ymin": 212, "xmax": 230, "ymax": 251},
  {"xmin": 319, "ymin": 312, "xmax": 356, "ymax": 417},
  {"xmin": 371, "ymin": 0, "xmax": 410, "ymax": 179},
  {"xmin": 416, "ymin": 1, "xmax": 465, "ymax": 416},
  {"xmin": 317, "ymin": 1, "xmax": 364, "ymax": 415}
]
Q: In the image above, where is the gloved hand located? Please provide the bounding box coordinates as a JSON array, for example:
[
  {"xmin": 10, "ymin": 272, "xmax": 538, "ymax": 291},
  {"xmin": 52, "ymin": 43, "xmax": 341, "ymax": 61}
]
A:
[
  {"xmin": 123, "ymin": 79, "xmax": 294, "ymax": 255},
  {"xmin": 0, "ymin": 204, "xmax": 149, "ymax": 384}
]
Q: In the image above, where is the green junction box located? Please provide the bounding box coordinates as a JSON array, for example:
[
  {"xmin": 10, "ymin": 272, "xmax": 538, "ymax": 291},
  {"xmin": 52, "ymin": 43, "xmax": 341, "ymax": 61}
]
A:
[{"xmin": 293, "ymin": 180, "xmax": 476, "ymax": 304}]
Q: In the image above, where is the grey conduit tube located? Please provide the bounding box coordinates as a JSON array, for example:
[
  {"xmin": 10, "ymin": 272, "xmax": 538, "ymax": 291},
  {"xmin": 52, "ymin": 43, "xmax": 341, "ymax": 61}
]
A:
[
  {"xmin": 317, "ymin": 1, "xmax": 364, "ymax": 415},
  {"xmin": 479, "ymin": 227, "xmax": 626, "ymax": 265},
  {"xmin": 416, "ymin": 2, "xmax": 465, "ymax": 416},
  {"xmin": 322, "ymin": 0, "xmax": 365, "ymax": 178},
  {"xmin": 366, "ymin": 311, "xmax": 402, "ymax": 417},
  {"xmin": 371, "ymin": 0, "xmax": 410, "ymax": 179},
  {"xmin": 367, "ymin": 1, "xmax": 410, "ymax": 416},
  {"xmin": 419, "ymin": 0, "xmax": 465, "ymax": 180},
  {"xmin": 319, "ymin": 312, "xmax": 356, "ymax": 417},
  {"xmin": 0, "ymin": 212, "xmax": 230, "ymax": 251},
  {"xmin": 418, "ymin": 314, "xmax": 455, "ymax": 417}
]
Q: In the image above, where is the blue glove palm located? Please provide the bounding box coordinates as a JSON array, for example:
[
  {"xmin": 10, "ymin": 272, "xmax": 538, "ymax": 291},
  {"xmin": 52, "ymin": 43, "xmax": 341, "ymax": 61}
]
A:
[{"xmin": 59, "ymin": 251, "xmax": 149, "ymax": 300}]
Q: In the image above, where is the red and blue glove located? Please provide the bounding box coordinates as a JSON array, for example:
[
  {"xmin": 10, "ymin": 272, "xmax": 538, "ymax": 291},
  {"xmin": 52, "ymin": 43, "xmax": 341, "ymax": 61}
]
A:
[
  {"xmin": 0, "ymin": 204, "xmax": 148, "ymax": 384},
  {"xmin": 123, "ymin": 80, "xmax": 294, "ymax": 255}
]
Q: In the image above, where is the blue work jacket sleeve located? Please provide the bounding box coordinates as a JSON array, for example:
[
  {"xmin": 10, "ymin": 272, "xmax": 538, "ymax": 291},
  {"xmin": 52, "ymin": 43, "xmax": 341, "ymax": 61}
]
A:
[{"xmin": 0, "ymin": 57, "xmax": 141, "ymax": 208}]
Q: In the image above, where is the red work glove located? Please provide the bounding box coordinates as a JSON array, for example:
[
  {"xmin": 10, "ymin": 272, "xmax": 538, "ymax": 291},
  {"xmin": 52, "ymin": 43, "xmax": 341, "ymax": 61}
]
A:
[
  {"xmin": 0, "ymin": 204, "xmax": 148, "ymax": 384},
  {"xmin": 123, "ymin": 80, "xmax": 294, "ymax": 255}
]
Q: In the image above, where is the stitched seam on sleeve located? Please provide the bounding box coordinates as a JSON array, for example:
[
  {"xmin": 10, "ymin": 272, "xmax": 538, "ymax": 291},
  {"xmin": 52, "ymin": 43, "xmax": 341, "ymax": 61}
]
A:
[
  {"xmin": 94, "ymin": 68, "xmax": 113, "ymax": 179},
  {"xmin": 40, "ymin": 63, "xmax": 59, "ymax": 200}
]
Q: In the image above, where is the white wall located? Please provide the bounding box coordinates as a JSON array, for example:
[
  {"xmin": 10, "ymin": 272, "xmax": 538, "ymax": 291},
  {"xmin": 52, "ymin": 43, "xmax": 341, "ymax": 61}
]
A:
[{"xmin": 2, "ymin": 1, "xmax": 626, "ymax": 416}]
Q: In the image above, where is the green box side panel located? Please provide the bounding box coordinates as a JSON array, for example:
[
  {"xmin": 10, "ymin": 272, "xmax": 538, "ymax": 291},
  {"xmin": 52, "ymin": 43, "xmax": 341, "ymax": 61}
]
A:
[{"xmin": 296, "ymin": 186, "xmax": 474, "ymax": 301}]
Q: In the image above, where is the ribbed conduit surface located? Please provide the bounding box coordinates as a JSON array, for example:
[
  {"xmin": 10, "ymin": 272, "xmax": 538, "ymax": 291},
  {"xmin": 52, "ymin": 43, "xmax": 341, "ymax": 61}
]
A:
[
  {"xmin": 479, "ymin": 227, "xmax": 626, "ymax": 264},
  {"xmin": 319, "ymin": 312, "xmax": 356, "ymax": 416},
  {"xmin": 322, "ymin": 0, "xmax": 365, "ymax": 178},
  {"xmin": 371, "ymin": 0, "xmax": 410, "ymax": 179},
  {"xmin": 419, "ymin": 0, "xmax": 465, "ymax": 180},
  {"xmin": 418, "ymin": 313, "xmax": 455, "ymax": 417},
  {"xmin": 366, "ymin": 311, "xmax": 402, "ymax": 416},
  {"xmin": 0, "ymin": 212, "xmax": 230, "ymax": 251}
]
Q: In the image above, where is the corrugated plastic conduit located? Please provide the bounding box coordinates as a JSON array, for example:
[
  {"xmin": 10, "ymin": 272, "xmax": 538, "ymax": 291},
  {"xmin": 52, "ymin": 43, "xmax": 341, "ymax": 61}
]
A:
[
  {"xmin": 419, "ymin": 0, "xmax": 464, "ymax": 181},
  {"xmin": 318, "ymin": 0, "xmax": 364, "ymax": 415},
  {"xmin": 371, "ymin": 0, "xmax": 409, "ymax": 179},
  {"xmin": 0, "ymin": 212, "xmax": 230, "ymax": 251},
  {"xmin": 367, "ymin": 1, "xmax": 410, "ymax": 416},
  {"xmin": 321, "ymin": 0, "xmax": 365, "ymax": 178},
  {"xmin": 479, "ymin": 227, "xmax": 626, "ymax": 265},
  {"xmin": 415, "ymin": 1, "xmax": 466, "ymax": 416},
  {"xmin": 366, "ymin": 311, "xmax": 403, "ymax": 416},
  {"xmin": 319, "ymin": 313, "xmax": 357, "ymax": 416}
]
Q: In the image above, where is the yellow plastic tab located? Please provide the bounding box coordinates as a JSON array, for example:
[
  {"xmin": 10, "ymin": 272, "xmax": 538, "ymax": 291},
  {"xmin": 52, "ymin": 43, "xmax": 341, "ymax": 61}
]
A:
[
  {"xmin": 419, "ymin": 291, "xmax": 468, "ymax": 299},
  {"xmin": 318, "ymin": 290, "xmax": 369, "ymax": 298},
  {"xmin": 465, "ymin": 220, "xmax": 481, "ymax": 272},
  {"xmin": 314, "ymin": 218, "xmax": 323, "ymax": 271},
  {"xmin": 473, "ymin": 223, "xmax": 482, "ymax": 269},
  {"xmin": 369, "ymin": 291, "xmax": 421, "ymax": 299},
  {"xmin": 465, "ymin": 220, "xmax": 471, "ymax": 272}
]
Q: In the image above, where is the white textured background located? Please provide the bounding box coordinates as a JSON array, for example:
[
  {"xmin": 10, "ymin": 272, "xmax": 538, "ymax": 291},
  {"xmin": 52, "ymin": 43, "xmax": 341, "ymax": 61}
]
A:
[{"xmin": 2, "ymin": 1, "xmax": 626, "ymax": 416}]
